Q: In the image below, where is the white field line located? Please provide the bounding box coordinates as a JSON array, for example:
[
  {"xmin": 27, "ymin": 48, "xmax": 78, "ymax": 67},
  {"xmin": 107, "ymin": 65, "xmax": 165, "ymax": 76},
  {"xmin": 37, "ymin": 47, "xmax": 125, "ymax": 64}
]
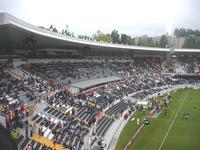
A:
[{"xmin": 158, "ymin": 90, "xmax": 189, "ymax": 150}]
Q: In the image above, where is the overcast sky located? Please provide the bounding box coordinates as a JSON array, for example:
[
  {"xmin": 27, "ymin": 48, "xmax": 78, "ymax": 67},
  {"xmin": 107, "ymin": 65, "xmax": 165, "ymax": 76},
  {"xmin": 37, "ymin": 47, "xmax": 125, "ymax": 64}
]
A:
[{"xmin": 0, "ymin": 0, "xmax": 200, "ymax": 36}]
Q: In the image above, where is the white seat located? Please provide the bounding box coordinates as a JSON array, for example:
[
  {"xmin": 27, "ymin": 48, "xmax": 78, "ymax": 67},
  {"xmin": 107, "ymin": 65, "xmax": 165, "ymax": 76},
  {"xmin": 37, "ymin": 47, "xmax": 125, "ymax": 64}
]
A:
[
  {"xmin": 50, "ymin": 118, "xmax": 55, "ymax": 122},
  {"xmin": 54, "ymin": 119, "xmax": 59, "ymax": 124},
  {"xmin": 44, "ymin": 128, "xmax": 51, "ymax": 138},
  {"xmin": 9, "ymin": 99, "xmax": 18, "ymax": 104},
  {"xmin": 48, "ymin": 133, "xmax": 54, "ymax": 140},
  {"xmin": 42, "ymin": 126, "xmax": 47, "ymax": 132}
]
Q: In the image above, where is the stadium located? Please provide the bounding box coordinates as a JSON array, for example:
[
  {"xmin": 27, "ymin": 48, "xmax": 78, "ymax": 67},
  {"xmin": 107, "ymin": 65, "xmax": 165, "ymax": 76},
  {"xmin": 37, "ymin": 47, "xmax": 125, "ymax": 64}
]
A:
[{"xmin": 0, "ymin": 7, "xmax": 200, "ymax": 150}]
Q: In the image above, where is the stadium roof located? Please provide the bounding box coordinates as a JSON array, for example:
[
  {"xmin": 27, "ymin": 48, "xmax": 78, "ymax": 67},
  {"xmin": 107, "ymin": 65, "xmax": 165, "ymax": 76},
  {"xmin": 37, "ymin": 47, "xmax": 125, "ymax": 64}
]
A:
[
  {"xmin": 0, "ymin": 12, "xmax": 200, "ymax": 54},
  {"xmin": 70, "ymin": 76, "xmax": 122, "ymax": 90}
]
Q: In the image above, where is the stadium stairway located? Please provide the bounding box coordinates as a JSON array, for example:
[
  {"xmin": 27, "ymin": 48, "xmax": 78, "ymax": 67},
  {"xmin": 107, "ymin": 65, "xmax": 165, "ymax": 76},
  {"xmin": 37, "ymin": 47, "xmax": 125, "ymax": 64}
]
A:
[
  {"xmin": 32, "ymin": 134, "xmax": 67, "ymax": 150},
  {"xmin": 95, "ymin": 101, "xmax": 128, "ymax": 138}
]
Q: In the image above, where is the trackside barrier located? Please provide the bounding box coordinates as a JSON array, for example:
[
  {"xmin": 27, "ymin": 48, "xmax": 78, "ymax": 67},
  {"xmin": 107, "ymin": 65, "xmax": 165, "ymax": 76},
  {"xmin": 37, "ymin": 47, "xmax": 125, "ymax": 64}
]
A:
[
  {"xmin": 141, "ymin": 84, "xmax": 200, "ymax": 102},
  {"xmin": 123, "ymin": 123, "xmax": 145, "ymax": 150}
]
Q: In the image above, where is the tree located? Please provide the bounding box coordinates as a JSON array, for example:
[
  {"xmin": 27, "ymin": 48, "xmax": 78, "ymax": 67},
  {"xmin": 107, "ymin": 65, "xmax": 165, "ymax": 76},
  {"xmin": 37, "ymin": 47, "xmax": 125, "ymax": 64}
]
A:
[
  {"xmin": 78, "ymin": 35, "xmax": 93, "ymax": 40},
  {"xmin": 127, "ymin": 36, "xmax": 135, "ymax": 45},
  {"xmin": 78, "ymin": 35, "xmax": 84, "ymax": 39},
  {"xmin": 155, "ymin": 40, "xmax": 160, "ymax": 47},
  {"xmin": 183, "ymin": 36, "xmax": 195, "ymax": 48},
  {"xmin": 49, "ymin": 25, "xmax": 54, "ymax": 30},
  {"xmin": 47, "ymin": 25, "xmax": 58, "ymax": 33},
  {"xmin": 146, "ymin": 37, "xmax": 156, "ymax": 47},
  {"xmin": 195, "ymin": 37, "xmax": 200, "ymax": 48},
  {"xmin": 159, "ymin": 35, "xmax": 168, "ymax": 48},
  {"xmin": 174, "ymin": 28, "xmax": 200, "ymax": 37},
  {"xmin": 38, "ymin": 26, "xmax": 45, "ymax": 29},
  {"xmin": 52, "ymin": 27, "xmax": 58, "ymax": 33},
  {"xmin": 174, "ymin": 28, "xmax": 186, "ymax": 37},
  {"xmin": 183, "ymin": 36, "xmax": 200, "ymax": 49},
  {"xmin": 137, "ymin": 37, "xmax": 145, "ymax": 46},
  {"xmin": 93, "ymin": 30, "xmax": 112, "ymax": 43},
  {"xmin": 121, "ymin": 34, "xmax": 128, "ymax": 44},
  {"xmin": 61, "ymin": 29, "xmax": 65, "ymax": 35},
  {"xmin": 179, "ymin": 28, "xmax": 186, "ymax": 37},
  {"xmin": 174, "ymin": 28, "xmax": 180, "ymax": 37},
  {"xmin": 111, "ymin": 29, "xmax": 120, "ymax": 44},
  {"xmin": 71, "ymin": 32, "xmax": 75, "ymax": 37}
]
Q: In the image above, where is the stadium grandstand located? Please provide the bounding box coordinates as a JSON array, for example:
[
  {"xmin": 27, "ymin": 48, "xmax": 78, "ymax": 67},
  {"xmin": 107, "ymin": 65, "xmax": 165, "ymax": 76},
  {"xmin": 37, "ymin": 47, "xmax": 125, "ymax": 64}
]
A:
[{"xmin": 0, "ymin": 12, "xmax": 200, "ymax": 150}]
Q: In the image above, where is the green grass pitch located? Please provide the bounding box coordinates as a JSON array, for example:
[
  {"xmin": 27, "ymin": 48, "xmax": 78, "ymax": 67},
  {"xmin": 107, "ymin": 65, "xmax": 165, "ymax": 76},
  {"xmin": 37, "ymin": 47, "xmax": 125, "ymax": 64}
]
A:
[{"xmin": 116, "ymin": 89, "xmax": 200, "ymax": 150}]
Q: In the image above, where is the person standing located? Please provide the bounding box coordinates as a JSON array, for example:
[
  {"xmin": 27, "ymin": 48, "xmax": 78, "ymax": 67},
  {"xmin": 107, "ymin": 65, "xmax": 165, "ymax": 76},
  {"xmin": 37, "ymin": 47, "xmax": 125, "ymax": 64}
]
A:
[
  {"xmin": 164, "ymin": 107, "xmax": 167, "ymax": 116},
  {"xmin": 25, "ymin": 126, "xmax": 28, "ymax": 138},
  {"xmin": 137, "ymin": 118, "xmax": 140, "ymax": 125},
  {"xmin": 30, "ymin": 127, "xmax": 33, "ymax": 137},
  {"xmin": 27, "ymin": 143, "xmax": 33, "ymax": 150},
  {"xmin": 26, "ymin": 107, "xmax": 29, "ymax": 117}
]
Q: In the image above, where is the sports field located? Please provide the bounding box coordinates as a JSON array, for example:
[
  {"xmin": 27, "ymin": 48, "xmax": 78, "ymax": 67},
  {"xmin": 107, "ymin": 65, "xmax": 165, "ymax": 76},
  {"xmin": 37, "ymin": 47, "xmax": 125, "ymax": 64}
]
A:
[{"xmin": 116, "ymin": 89, "xmax": 200, "ymax": 150}]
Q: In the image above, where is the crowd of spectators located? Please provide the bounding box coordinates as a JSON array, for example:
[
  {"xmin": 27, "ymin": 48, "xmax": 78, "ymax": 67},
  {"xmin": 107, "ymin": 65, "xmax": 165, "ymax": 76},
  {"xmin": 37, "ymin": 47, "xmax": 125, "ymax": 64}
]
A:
[
  {"xmin": 1, "ymin": 57, "xmax": 200, "ymax": 150},
  {"xmin": 172, "ymin": 57, "xmax": 200, "ymax": 74}
]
